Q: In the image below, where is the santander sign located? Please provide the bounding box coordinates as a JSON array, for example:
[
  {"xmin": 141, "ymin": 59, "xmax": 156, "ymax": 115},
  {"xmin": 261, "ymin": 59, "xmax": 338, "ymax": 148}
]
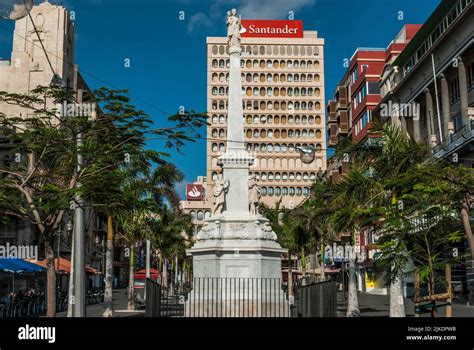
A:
[
  {"xmin": 186, "ymin": 184, "xmax": 203, "ymax": 201},
  {"xmin": 241, "ymin": 20, "xmax": 303, "ymax": 38}
]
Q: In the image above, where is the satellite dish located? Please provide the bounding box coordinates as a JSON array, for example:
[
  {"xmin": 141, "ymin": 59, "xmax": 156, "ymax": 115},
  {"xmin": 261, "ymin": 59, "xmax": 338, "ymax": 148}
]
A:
[{"xmin": 0, "ymin": 0, "xmax": 34, "ymax": 21}]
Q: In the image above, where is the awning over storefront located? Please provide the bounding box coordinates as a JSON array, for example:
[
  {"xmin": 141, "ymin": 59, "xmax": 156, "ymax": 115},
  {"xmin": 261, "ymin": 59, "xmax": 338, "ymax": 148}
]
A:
[
  {"xmin": 135, "ymin": 268, "xmax": 160, "ymax": 276},
  {"xmin": 28, "ymin": 258, "xmax": 101, "ymax": 275},
  {"xmin": 0, "ymin": 258, "xmax": 46, "ymax": 273},
  {"xmin": 134, "ymin": 268, "xmax": 159, "ymax": 280}
]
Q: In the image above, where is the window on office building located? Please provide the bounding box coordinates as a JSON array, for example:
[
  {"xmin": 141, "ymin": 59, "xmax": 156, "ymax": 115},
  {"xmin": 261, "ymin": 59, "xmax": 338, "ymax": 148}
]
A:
[{"xmin": 367, "ymin": 82, "xmax": 381, "ymax": 95}]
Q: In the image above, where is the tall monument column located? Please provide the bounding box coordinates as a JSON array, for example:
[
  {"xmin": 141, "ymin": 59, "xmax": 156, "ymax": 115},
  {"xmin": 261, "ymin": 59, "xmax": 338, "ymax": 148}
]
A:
[
  {"xmin": 219, "ymin": 10, "xmax": 253, "ymax": 216},
  {"xmin": 187, "ymin": 9, "xmax": 286, "ymax": 280}
]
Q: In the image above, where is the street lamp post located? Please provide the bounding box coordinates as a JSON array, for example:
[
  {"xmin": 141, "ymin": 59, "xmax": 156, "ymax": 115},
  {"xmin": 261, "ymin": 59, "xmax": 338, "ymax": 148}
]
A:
[
  {"xmin": 73, "ymin": 89, "xmax": 86, "ymax": 317},
  {"xmin": 66, "ymin": 221, "xmax": 74, "ymax": 317}
]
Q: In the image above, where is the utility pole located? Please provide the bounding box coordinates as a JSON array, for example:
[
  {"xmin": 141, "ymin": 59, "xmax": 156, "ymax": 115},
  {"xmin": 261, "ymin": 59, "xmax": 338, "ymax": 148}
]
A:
[{"xmin": 73, "ymin": 88, "xmax": 86, "ymax": 317}]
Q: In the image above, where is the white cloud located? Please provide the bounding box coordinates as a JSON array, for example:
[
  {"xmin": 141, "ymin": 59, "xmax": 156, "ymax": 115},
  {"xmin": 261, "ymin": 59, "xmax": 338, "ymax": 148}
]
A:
[
  {"xmin": 238, "ymin": 0, "xmax": 316, "ymax": 19},
  {"xmin": 185, "ymin": 0, "xmax": 316, "ymax": 34},
  {"xmin": 187, "ymin": 12, "xmax": 213, "ymax": 33}
]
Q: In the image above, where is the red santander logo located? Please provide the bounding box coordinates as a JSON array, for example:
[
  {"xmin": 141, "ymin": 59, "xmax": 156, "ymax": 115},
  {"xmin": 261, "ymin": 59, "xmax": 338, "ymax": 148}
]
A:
[
  {"xmin": 241, "ymin": 20, "xmax": 303, "ymax": 38},
  {"xmin": 186, "ymin": 184, "xmax": 203, "ymax": 201}
]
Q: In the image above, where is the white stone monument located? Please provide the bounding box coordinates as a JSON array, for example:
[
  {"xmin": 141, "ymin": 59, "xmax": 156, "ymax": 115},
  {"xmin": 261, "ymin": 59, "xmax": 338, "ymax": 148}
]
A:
[{"xmin": 185, "ymin": 10, "xmax": 288, "ymax": 317}]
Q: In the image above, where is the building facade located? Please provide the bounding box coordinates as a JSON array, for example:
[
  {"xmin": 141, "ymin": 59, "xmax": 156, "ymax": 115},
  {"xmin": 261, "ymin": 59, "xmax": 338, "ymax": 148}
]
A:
[
  {"xmin": 0, "ymin": 2, "xmax": 109, "ymax": 280},
  {"xmin": 0, "ymin": 1, "xmax": 76, "ymax": 111},
  {"xmin": 327, "ymin": 25, "xmax": 421, "ymax": 183},
  {"xmin": 377, "ymin": 0, "xmax": 474, "ymax": 300},
  {"xmin": 379, "ymin": 0, "xmax": 473, "ymax": 168},
  {"xmin": 206, "ymin": 27, "xmax": 327, "ymax": 209},
  {"xmin": 326, "ymin": 24, "xmax": 422, "ymax": 294}
]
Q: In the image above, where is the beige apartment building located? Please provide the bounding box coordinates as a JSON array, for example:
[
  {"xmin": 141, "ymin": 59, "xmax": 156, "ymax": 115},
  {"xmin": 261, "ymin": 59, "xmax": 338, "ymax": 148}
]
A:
[
  {"xmin": 0, "ymin": 2, "xmax": 114, "ymax": 281},
  {"xmin": 206, "ymin": 29, "xmax": 327, "ymax": 209}
]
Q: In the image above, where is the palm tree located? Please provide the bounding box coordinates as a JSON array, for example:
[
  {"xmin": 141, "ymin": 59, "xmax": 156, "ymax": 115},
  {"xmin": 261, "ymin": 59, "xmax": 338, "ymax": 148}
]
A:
[
  {"xmin": 291, "ymin": 179, "xmax": 336, "ymax": 281},
  {"xmin": 147, "ymin": 208, "xmax": 191, "ymax": 295},
  {"xmin": 368, "ymin": 124, "xmax": 428, "ymax": 317},
  {"xmin": 116, "ymin": 195, "xmax": 153, "ymax": 310},
  {"xmin": 329, "ymin": 168, "xmax": 377, "ymax": 317},
  {"xmin": 115, "ymin": 157, "xmax": 183, "ymax": 310},
  {"xmin": 260, "ymin": 200, "xmax": 300, "ymax": 299}
]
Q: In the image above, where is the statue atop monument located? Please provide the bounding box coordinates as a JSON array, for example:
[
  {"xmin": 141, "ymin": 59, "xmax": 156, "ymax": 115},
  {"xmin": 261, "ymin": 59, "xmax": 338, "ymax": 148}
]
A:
[
  {"xmin": 226, "ymin": 9, "xmax": 241, "ymax": 48},
  {"xmin": 248, "ymin": 174, "xmax": 261, "ymax": 216},
  {"xmin": 212, "ymin": 174, "xmax": 229, "ymax": 215}
]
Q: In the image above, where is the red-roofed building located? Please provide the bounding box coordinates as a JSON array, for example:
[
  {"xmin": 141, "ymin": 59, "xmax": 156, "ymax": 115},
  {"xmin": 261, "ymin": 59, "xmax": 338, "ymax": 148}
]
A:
[{"xmin": 327, "ymin": 25, "xmax": 422, "ymax": 182}]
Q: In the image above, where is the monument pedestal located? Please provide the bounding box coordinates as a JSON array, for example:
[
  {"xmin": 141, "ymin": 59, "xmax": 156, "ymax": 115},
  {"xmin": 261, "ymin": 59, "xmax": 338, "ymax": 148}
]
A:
[
  {"xmin": 185, "ymin": 215, "xmax": 289, "ymax": 317},
  {"xmin": 189, "ymin": 215, "xmax": 286, "ymax": 279}
]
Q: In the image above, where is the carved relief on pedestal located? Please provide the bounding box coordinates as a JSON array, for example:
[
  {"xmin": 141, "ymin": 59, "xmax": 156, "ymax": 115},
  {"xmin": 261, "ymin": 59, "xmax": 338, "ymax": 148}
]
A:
[
  {"xmin": 226, "ymin": 223, "xmax": 249, "ymax": 239},
  {"xmin": 197, "ymin": 221, "xmax": 220, "ymax": 241},
  {"xmin": 256, "ymin": 219, "xmax": 278, "ymax": 241}
]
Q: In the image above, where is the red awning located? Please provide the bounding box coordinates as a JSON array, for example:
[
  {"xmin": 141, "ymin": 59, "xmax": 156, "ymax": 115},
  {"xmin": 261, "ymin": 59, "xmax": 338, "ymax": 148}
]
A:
[
  {"xmin": 135, "ymin": 268, "xmax": 159, "ymax": 275},
  {"xmin": 28, "ymin": 258, "xmax": 101, "ymax": 275},
  {"xmin": 134, "ymin": 268, "xmax": 160, "ymax": 282}
]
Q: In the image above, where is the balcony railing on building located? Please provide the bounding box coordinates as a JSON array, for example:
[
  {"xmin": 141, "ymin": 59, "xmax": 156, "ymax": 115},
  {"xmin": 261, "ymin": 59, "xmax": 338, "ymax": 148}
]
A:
[{"xmin": 433, "ymin": 115, "xmax": 474, "ymax": 159}]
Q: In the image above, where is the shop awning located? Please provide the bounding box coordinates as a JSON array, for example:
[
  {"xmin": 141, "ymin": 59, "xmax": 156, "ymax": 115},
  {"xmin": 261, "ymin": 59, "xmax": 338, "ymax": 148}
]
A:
[
  {"xmin": 28, "ymin": 258, "xmax": 101, "ymax": 274},
  {"xmin": 0, "ymin": 258, "xmax": 46, "ymax": 273},
  {"xmin": 135, "ymin": 268, "xmax": 160, "ymax": 276}
]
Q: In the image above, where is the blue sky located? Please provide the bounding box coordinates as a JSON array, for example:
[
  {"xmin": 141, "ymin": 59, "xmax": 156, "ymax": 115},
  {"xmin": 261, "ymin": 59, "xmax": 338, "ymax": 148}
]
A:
[{"xmin": 0, "ymin": 0, "xmax": 440, "ymax": 197}]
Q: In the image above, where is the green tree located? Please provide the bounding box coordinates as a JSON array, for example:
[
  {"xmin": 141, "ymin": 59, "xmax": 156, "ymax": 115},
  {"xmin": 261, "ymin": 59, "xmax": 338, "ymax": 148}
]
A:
[
  {"xmin": 0, "ymin": 86, "xmax": 207, "ymax": 316},
  {"xmin": 147, "ymin": 208, "xmax": 192, "ymax": 295},
  {"xmin": 374, "ymin": 169, "xmax": 463, "ymax": 317},
  {"xmin": 291, "ymin": 179, "xmax": 336, "ymax": 281},
  {"xmin": 260, "ymin": 200, "xmax": 298, "ymax": 298}
]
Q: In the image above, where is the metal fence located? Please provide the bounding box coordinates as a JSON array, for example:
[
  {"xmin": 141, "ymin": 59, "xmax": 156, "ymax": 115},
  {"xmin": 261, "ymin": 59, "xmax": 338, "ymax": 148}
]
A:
[
  {"xmin": 184, "ymin": 277, "xmax": 289, "ymax": 317},
  {"xmin": 145, "ymin": 278, "xmax": 161, "ymax": 317},
  {"xmin": 146, "ymin": 277, "xmax": 290, "ymax": 317},
  {"xmin": 0, "ymin": 299, "xmax": 46, "ymax": 318},
  {"xmin": 294, "ymin": 279, "xmax": 337, "ymax": 317}
]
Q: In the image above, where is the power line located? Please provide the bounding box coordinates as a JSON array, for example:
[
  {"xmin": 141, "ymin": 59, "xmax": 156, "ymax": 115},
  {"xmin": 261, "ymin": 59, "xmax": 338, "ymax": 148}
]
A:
[
  {"xmin": 0, "ymin": 17, "xmax": 333, "ymax": 173},
  {"xmin": 0, "ymin": 21, "xmax": 172, "ymax": 117},
  {"xmin": 142, "ymin": 136, "xmax": 327, "ymax": 173},
  {"xmin": 144, "ymin": 134, "xmax": 331, "ymax": 151}
]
